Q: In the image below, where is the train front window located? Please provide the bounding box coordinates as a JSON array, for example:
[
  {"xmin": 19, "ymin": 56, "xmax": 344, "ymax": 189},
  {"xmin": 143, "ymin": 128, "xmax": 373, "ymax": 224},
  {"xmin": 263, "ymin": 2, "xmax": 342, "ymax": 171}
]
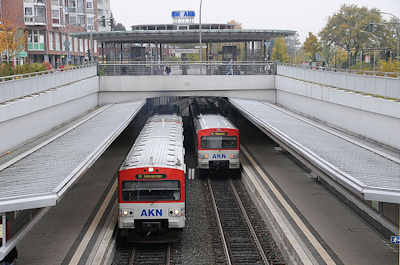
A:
[
  {"xmin": 200, "ymin": 136, "xmax": 237, "ymax": 149},
  {"xmin": 122, "ymin": 181, "xmax": 181, "ymax": 202}
]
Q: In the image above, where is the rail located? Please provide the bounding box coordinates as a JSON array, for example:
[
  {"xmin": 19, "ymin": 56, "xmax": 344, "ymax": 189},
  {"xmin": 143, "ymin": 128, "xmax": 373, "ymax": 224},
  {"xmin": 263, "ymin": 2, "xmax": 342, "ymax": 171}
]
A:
[
  {"xmin": 277, "ymin": 64, "xmax": 400, "ymax": 99},
  {"xmin": 0, "ymin": 63, "xmax": 96, "ymax": 83},
  {"xmin": 97, "ymin": 61, "xmax": 276, "ymax": 76},
  {"xmin": 279, "ymin": 63, "xmax": 400, "ymax": 78},
  {"xmin": 0, "ymin": 64, "xmax": 97, "ymax": 104}
]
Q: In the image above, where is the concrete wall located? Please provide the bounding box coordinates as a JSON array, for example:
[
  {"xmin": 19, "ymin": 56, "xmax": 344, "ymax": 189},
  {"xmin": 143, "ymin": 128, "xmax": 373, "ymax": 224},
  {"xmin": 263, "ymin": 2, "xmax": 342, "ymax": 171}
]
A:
[
  {"xmin": 276, "ymin": 75, "xmax": 400, "ymax": 150},
  {"xmin": 0, "ymin": 66, "xmax": 97, "ymax": 104},
  {"xmin": 99, "ymin": 75, "xmax": 276, "ymax": 104},
  {"xmin": 0, "ymin": 76, "xmax": 99, "ymax": 154},
  {"xmin": 278, "ymin": 65, "xmax": 400, "ymax": 99}
]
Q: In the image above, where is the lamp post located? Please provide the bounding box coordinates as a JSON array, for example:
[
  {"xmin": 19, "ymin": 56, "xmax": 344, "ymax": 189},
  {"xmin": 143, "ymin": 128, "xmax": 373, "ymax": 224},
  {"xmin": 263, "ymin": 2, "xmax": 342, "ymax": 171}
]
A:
[{"xmin": 199, "ymin": 0, "xmax": 203, "ymax": 63}]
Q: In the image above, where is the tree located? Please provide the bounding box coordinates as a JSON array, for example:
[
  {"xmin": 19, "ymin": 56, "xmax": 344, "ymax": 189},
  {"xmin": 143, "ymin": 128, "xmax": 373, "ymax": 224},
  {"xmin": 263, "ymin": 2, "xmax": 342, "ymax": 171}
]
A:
[
  {"xmin": 113, "ymin": 22, "xmax": 126, "ymax": 31},
  {"xmin": 227, "ymin": 20, "xmax": 242, "ymax": 29},
  {"xmin": 0, "ymin": 19, "xmax": 27, "ymax": 63},
  {"xmin": 271, "ymin": 37, "xmax": 289, "ymax": 63},
  {"xmin": 319, "ymin": 4, "xmax": 390, "ymax": 67},
  {"xmin": 303, "ymin": 32, "xmax": 322, "ymax": 61}
]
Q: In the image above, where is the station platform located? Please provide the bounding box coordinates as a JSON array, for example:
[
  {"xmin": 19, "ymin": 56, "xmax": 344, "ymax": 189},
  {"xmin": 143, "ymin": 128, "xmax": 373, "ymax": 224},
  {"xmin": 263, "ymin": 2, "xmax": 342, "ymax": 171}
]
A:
[
  {"xmin": 0, "ymin": 101, "xmax": 144, "ymax": 260},
  {"xmin": 230, "ymin": 98, "xmax": 400, "ymax": 204},
  {"xmin": 238, "ymin": 120, "xmax": 396, "ymax": 265}
]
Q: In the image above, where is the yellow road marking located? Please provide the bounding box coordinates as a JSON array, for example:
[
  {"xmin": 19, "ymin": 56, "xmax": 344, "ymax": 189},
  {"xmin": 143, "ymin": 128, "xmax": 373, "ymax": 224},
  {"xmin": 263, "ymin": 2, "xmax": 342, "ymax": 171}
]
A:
[{"xmin": 242, "ymin": 145, "xmax": 337, "ymax": 265}]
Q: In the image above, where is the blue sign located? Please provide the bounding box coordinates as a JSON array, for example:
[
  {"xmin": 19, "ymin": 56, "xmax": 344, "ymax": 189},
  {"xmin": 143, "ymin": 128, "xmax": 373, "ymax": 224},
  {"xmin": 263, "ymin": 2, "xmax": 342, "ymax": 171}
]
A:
[
  {"xmin": 391, "ymin": 236, "xmax": 400, "ymax": 244},
  {"xmin": 171, "ymin": 10, "xmax": 195, "ymax": 19},
  {"xmin": 141, "ymin": 209, "xmax": 163, "ymax": 217},
  {"xmin": 212, "ymin": 154, "xmax": 227, "ymax": 159}
]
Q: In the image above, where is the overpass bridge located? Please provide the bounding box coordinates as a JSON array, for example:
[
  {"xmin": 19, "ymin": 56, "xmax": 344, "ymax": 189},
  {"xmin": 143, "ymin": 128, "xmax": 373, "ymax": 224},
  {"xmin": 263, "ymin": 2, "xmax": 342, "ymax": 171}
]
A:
[{"xmin": 0, "ymin": 63, "xmax": 399, "ymax": 264}]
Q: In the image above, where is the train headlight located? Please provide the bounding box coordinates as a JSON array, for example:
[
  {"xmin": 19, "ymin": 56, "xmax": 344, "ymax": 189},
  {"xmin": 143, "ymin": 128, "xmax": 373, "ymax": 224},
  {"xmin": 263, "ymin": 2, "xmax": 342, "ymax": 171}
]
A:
[
  {"xmin": 200, "ymin": 154, "xmax": 209, "ymax": 159},
  {"xmin": 120, "ymin": 209, "xmax": 130, "ymax": 217},
  {"xmin": 169, "ymin": 208, "xmax": 184, "ymax": 217}
]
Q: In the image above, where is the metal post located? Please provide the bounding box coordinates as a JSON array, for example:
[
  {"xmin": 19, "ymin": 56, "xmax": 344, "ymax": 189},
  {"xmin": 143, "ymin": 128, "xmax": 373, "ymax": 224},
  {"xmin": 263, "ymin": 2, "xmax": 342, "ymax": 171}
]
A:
[
  {"xmin": 1, "ymin": 214, "xmax": 6, "ymax": 246},
  {"xmin": 120, "ymin": 42, "xmax": 123, "ymax": 63},
  {"xmin": 251, "ymin": 41, "xmax": 255, "ymax": 60},
  {"xmin": 263, "ymin": 40, "xmax": 266, "ymax": 60},
  {"xmin": 160, "ymin": 43, "xmax": 163, "ymax": 62},
  {"xmin": 101, "ymin": 42, "xmax": 104, "ymax": 62},
  {"xmin": 199, "ymin": 0, "xmax": 203, "ymax": 63}
]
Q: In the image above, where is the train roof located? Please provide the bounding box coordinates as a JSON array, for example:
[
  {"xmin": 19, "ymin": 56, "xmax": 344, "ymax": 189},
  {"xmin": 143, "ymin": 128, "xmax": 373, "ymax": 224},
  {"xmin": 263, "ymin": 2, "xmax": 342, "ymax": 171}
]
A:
[
  {"xmin": 120, "ymin": 114, "xmax": 185, "ymax": 171},
  {"xmin": 196, "ymin": 114, "xmax": 237, "ymax": 130}
]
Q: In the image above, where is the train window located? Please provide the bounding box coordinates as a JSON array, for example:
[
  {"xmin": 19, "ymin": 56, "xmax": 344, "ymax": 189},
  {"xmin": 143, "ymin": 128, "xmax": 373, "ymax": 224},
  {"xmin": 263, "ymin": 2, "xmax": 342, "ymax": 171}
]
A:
[
  {"xmin": 200, "ymin": 136, "xmax": 237, "ymax": 149},
  {"xmin": 122, "ymin": 181, "xmax": 181, "ymax": 201}
]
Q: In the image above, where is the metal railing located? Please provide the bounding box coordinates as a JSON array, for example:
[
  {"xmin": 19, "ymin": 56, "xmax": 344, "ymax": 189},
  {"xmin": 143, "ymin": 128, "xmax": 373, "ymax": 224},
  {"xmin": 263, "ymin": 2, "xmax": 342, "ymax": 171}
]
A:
[
  {"xmin": 279, "ymin": 63, "xmax": 400, "ymax": 78},
  {"xmin": 0, "ymin": 64, "xmax": 97, "ymax": 104},
  {"xmin": 277, "ymin": 64, "xmax": 400, "ymax": 99},
  {"xmin": 97, "ymin": 61, "xmax": 276, "ymax": 76}
]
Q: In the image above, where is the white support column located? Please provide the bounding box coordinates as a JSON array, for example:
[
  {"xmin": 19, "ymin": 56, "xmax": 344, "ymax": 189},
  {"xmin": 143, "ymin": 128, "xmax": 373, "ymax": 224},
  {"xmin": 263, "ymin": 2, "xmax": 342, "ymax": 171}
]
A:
[{"xmin": 1, "ymin": 214, "xmax": 6, "ymax": 247}]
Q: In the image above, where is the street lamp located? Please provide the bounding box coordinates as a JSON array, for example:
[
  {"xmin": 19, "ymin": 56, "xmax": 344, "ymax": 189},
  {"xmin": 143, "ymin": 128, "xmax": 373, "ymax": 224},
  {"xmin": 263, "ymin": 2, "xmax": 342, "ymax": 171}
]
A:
[{"xmin": 199, "ymin": 0, "xmax": 203, "ymax": 63}]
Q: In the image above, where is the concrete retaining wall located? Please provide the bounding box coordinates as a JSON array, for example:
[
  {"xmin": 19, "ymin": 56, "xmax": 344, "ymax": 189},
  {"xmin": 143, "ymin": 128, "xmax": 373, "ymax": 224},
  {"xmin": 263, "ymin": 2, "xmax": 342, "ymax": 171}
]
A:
[
  {"xmin": 0, "ymin": 76, "xmax": 99, "ymax": 154},
  {"xmin": 0, "ymin": 66, "xmax": 97, "ymax": 104},
  {"xmin": 278, "ymin": 65, "xmax": 400, "ymax": 99},
  {"xmin": 276, "ymin": 75, "xmax": 400, "ymax": 150}
]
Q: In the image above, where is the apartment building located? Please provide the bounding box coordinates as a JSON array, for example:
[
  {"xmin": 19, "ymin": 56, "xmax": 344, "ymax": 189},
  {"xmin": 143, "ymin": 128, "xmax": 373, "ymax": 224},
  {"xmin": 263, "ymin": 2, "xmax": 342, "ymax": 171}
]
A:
[{"xmin": 1, "ymin": 0, "xmax": 112, "ymax": 66}]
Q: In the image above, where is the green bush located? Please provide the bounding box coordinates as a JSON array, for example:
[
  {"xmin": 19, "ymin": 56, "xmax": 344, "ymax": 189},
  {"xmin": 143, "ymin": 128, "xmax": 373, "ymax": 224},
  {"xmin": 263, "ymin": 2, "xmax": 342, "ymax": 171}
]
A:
[{"xmin": 0, "ymin": 63, "xmax": 14, "ymax": 77}]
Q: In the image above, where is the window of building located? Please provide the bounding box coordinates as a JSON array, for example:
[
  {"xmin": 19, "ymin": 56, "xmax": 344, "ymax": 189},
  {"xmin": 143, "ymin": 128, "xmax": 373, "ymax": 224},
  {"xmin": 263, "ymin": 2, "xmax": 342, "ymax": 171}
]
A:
[
  {"xmin": 74, "ymin": 37, "xmax": 78, "ymax": 52},
  {"xmin": 62, "ymin": 34, "xmax": 66, "ymax": 51},
  {"xmin": 52, "ymin": 9, "xmax": 60, "ymax": 24},
  {"xmin": 79, "ymin": 39, "xmax": 83, "ymax": 52},
  {"xmin": 24, "ymin": 7, "xmax": 33, "ymax": 16},
  {"xmin": 69, "ymin": 15, "xmax": 77, "ymax": 25},
  {"xmin": 78, "ymin": 15, "xmax": 85, "ymax": 26},
  {"xmin": 48, "ymin": 32, "xmax": 53, "ymax": 50},
  {"xmin": 55, "ymin": 32, "xmax": 60, "ymax": 51},
  {"xmin": 27, "ymin": 30, "xmax": 45, "ymax": 51},
  {"xmin": 86, "ymin": 1, "xmax": 93, "ymax": 9}
]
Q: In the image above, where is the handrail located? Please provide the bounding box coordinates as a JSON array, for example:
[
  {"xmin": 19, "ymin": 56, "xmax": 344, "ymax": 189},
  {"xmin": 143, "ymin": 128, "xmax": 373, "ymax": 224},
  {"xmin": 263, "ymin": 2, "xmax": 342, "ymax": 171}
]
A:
[
  {"xmin": 279, "ymin": 63, "xmax": 400, "ymax": 79},
  {"xmin": 0, "ymin": 63, "xmax": 96, "ymax": 83}
]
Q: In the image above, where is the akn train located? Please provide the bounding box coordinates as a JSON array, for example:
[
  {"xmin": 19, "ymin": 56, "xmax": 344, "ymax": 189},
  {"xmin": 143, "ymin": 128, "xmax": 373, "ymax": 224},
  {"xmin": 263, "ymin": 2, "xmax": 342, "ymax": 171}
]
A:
[{"xmin": 118, "ymin": 114, "xmax": 186, "ymax": 236}]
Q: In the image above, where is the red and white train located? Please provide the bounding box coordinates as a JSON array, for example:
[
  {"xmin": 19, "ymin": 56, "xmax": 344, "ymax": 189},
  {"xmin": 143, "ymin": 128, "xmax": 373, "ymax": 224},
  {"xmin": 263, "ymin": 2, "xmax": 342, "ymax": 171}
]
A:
[
  {"xmin": 118, "ymin": 114, "xmax": 185, "ymax": 235},
  {"xmin": 193, "ymin": 113, "xmax": 241, "ymax": 177}
]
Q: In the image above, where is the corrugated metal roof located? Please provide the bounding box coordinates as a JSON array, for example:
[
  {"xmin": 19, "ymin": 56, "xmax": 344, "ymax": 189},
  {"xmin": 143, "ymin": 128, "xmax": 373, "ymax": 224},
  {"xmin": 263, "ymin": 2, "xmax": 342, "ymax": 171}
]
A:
[
  {"xmin": 196, "ymin": 114, "xmax": 237, "ymax": 131},
  {"xmin": 120, "ymin": 114, "xmax": 185, "ymax": 171},
  {"xmin": 230, "ymin": 98, "xmax": 400, "ymax": 203},
  {"xmin": 0, "ymin": 101, "xmax": 144, "ymax": 212}
]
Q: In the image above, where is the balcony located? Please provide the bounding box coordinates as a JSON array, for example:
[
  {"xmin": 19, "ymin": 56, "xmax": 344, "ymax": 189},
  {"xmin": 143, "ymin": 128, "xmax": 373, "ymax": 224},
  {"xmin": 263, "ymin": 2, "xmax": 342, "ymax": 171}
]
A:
[
  {"xmin": 24, "ymin": 16, "xmax": 46, "ymax": 25},
  {"xmin": 24, "ymin": 0, "xmax": 46, "ymax": 5}
]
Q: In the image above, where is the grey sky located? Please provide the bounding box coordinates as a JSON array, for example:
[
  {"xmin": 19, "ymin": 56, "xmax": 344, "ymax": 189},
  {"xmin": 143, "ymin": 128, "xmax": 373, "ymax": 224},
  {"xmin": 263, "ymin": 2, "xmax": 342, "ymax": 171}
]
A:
[{"xmin": 110, "ymin": 0, "xmax": 400, "ymax": 42}]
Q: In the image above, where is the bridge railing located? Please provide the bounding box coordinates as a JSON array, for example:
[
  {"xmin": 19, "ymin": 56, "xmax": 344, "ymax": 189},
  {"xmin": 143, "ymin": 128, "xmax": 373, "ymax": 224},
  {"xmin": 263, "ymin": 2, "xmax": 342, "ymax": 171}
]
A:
[
  {"xmin": 97, "ymin": 61, "xmax": 276, "ymax": 76},
  {"xmin": 0, "ymin": 64, "xmax": 97, "ymax": 104},
  {"xmin": 277, "ymin": 64, "xmax": 400, "ymax": 99}
]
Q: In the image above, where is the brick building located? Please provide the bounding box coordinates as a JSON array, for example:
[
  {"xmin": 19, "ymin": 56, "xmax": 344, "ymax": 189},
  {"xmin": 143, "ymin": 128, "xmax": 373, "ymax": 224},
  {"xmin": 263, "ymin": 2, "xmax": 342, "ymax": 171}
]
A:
[{"xmin": 0, "ymin": 0, "xmax": 112, "ymax": 66}]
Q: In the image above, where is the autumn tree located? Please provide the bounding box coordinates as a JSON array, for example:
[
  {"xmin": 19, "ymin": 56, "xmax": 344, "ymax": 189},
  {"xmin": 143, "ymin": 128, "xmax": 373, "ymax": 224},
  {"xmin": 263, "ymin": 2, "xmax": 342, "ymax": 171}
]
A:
[
  {"xmin": 227, "ymin": 20, "xmax": 242, "ymax": 29},
  {"xmin": 303, "ymin": 32, "xmax": 322, "ymax": 61},
  {"xmin": 271, "ymin": 37, "xmax": 289, "ymax": 63},
  {"xmin": 0, "ymin": 19, "xmax": 27, "ymax": 63},
  {"xmin": 319, "ymin": 4, "xmax": 391, "ymax": 67}
]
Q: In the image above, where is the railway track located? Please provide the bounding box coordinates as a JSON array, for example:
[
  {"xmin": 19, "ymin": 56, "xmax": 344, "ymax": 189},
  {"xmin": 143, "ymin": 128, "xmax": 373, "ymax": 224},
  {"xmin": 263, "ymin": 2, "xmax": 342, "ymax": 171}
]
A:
[
  {"xmin": 208, "ymin": 178, "xmax": 286, "ymax": 265},
  {"xmin": 113, "ymin": 243, "xmax": 171, "ymax": 265}
]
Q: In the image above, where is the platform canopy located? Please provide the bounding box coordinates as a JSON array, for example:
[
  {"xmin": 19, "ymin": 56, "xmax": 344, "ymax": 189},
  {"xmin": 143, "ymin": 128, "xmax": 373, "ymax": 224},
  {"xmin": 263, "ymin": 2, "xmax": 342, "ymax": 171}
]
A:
[{"xmin": 73, "ymin": 29, "xmax": 296, "ymax": 44}]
